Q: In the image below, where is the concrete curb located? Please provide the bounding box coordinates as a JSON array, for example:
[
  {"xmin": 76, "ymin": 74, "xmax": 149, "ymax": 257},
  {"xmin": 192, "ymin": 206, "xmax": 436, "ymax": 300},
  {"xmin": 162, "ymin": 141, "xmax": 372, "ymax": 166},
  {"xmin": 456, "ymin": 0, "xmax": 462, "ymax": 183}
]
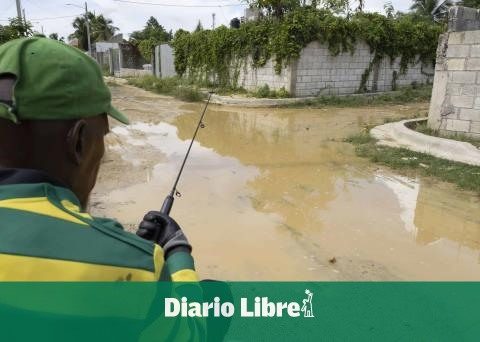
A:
[
  {"xmin": 370, "ymin": 118, "xmax": 480, "ymax": 166},
  {"xmin": 205, "ymin": 90, "xmax": 416, "ymax": 108},
  {"xmin": 207, "ymin": 94, "xmax": 317, "ymax": 107}
]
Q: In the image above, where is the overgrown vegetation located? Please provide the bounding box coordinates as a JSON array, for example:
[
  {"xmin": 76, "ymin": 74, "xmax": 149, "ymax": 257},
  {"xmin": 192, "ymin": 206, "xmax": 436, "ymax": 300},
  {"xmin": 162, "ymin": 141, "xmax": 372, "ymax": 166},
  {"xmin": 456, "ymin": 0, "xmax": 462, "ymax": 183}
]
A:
[
  {"xmin": 126, "ymin": 76, "xmax": 204, "ymax": 102},
  {"xmin": 411, "ymin": 120, "xmax": 480, "ymax": 148},
  {"xmin": 283, "ymin": 84, "xmax": 432, "ymax": 107},
  {"xmin": 172, "ymin": 7, "xmax": 443, "ymax": 89},
  {"xmin": 69, "ymin": 13, "xmax": 118, "ymax": 51},
  {"xmin": 0, "ymin": 18, "xmax": 32, "ymax": 44},
  {"xmin": 129, "ymin": 17, "xmax": 173, "ymax": 61},
  {"xmin": 346, "ymin": 131, "xmax": 480, "ymax": 193}
]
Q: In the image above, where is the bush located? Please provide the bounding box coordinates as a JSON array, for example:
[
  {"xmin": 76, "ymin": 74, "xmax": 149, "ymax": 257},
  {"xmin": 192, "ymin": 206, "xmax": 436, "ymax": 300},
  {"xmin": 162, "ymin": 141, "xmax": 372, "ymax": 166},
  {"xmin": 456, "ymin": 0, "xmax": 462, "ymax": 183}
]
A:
[
  {"xmin": 256, "ymin": 84, "xmax": 271, "ymax": 98},
  {"xmin": 174, "ymin": 86, "xmax": 203, "ymax": 102},
  {"xmin": 127, "ymin": 76, "xmax": 204, "ymax": 102}
]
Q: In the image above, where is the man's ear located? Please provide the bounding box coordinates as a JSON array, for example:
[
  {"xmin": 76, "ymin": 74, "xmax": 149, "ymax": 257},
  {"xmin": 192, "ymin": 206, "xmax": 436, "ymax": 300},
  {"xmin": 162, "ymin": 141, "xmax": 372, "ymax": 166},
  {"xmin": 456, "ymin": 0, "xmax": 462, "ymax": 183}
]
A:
[{"xmin": 66, "ymin": 120, "xmax": 87, "ymax": 165}]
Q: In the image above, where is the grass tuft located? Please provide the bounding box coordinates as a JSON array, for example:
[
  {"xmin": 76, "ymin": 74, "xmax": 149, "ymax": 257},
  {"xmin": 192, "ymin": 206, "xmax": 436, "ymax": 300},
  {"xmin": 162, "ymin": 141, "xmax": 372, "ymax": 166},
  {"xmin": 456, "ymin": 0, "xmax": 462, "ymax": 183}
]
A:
[
  {"xmin": 284, "ymin": 85, "xmax": 432, "ymax": 108},
  {"xmin": 411, "ymin": 120, "xmax": 480, "ymax": 148},
  {"xmin": 346, "ymin": 131, "xmax": 480, "ymax": 193},
  {"xmin": 126, "ymin": 76, "xmax": 204, "ymax": 102}
]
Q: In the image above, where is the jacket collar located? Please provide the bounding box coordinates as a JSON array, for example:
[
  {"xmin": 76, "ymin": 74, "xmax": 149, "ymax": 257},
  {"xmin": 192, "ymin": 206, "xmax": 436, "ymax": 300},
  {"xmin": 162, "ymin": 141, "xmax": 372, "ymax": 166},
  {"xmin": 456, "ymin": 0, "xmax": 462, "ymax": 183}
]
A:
[
  {"xmin": 0, "ymin": 168, "xmax": 80, "ymax": 207},
  {"xmin": 0, "ymin": 168, "xmax": 65, "ymax": 187}
]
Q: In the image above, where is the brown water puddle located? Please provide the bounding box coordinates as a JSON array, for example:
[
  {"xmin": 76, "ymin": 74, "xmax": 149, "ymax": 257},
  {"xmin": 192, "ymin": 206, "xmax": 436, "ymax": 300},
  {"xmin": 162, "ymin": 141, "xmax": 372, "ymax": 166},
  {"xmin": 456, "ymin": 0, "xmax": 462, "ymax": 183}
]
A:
[{"xmin": 91, "ymin": 85, "xmax": 480, "ymax": 281}]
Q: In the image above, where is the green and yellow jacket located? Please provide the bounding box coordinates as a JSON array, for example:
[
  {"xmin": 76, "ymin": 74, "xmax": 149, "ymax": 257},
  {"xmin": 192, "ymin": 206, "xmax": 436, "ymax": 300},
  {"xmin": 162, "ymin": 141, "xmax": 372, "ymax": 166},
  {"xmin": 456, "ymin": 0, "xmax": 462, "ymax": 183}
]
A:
[{"xmin": 0, "ymin": 168, "xmax": 198, "ymax": 282}]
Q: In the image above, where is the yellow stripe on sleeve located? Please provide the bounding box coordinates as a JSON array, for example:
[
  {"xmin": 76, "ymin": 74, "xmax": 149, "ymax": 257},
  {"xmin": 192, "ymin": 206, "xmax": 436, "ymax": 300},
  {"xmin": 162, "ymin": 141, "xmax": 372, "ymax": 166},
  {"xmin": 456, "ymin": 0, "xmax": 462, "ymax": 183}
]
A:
[
  {"xmin": 170, "ymin": 269, "xmax": 199, "ymax": 282},
  {"xmin": 0, "ymin": 197, "xmax": 89, "ymax": 225}
]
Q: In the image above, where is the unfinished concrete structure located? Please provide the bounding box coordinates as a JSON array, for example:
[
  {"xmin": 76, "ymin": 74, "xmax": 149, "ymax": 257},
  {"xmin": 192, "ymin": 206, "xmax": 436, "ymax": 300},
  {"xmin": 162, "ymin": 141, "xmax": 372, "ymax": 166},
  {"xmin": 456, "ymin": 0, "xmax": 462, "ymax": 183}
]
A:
[
  {"xmin": 94, "ymin": 39, "xmax": 150, "ymax": 77},
  {"xmin": 233, "ymin": 41, "xmax": 433, "ymax": 97},
  {"xmin": 428, "ymin": 6, "xmax": 480, "ymax": 138}
]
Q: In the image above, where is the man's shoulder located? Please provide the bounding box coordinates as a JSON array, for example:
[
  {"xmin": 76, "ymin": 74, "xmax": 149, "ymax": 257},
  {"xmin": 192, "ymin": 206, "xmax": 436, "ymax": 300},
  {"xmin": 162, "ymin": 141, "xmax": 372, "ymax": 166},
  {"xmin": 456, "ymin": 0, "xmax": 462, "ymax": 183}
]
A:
[{"xmin": 88, "ymin": 215, "xmax": 156, "ymax": 256}]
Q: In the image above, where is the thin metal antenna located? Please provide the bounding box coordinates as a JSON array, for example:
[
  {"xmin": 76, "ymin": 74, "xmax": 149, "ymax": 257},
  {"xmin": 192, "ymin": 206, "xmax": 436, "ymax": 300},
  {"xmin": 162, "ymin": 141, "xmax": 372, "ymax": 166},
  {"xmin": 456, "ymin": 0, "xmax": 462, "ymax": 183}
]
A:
[{"xmin": 160, "ymin": 92, "xmax": 213, "ymax": 215}]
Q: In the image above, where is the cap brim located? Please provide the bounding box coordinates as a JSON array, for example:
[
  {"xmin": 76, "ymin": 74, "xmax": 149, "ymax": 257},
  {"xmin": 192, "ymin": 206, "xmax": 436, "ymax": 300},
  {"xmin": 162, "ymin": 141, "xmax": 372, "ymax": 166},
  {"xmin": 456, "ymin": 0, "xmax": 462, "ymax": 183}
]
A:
[{"xmin": 108, "ymin": 105, "xmax": 129, "ymax": 124}]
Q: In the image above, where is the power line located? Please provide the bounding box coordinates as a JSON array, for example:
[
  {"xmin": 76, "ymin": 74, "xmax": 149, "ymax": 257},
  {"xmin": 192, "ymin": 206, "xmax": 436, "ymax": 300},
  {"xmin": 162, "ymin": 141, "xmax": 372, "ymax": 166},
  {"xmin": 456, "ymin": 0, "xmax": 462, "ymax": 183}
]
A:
[
  {"xmin": 113, "ymin": 0, "xmax": 244, "ymax": 8},
  {"xmin": 0, "ymin": 13, "xmax": 82, "ymax": 22}
]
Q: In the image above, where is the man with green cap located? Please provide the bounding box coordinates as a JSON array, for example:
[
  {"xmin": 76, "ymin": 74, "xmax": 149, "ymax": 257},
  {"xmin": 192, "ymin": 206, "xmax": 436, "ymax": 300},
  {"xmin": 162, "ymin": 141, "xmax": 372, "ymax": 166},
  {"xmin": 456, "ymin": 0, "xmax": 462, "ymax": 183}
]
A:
[{"xmin": 0, "ymin": 37, "xmax": 197, "ymax": 283}]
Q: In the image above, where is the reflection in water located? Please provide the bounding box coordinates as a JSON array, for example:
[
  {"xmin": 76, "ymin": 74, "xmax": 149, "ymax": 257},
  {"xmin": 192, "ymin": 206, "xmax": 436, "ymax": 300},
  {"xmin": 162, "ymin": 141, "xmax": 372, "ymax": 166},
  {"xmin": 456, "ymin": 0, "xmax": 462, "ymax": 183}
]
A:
[{"xmin": 102, "ymin": 103, "xmax": 479, "ymax": 280}]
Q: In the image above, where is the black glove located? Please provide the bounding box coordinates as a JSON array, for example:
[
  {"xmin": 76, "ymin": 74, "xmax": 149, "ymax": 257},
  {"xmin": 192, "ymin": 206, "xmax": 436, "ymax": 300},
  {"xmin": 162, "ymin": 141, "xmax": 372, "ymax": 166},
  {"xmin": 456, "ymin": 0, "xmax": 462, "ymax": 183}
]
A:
[{"xmin": 136, "ymin": 211, "xmax": 192, "ymax": 258}]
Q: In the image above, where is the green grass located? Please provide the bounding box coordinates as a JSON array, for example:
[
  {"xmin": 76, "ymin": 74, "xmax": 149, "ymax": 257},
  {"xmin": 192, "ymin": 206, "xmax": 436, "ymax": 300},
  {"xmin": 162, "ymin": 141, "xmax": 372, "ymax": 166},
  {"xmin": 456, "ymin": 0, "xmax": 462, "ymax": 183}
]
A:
[
  {"xmin": 126, "ymin": 76, "xmax": 204, "ymax": 102},
  {"xmin": 411, "ymin": 120, "xmax": 480, "ymax": 148},
  {"xmin": 346, "ymin": 132, "xmax": 480, "ymax": 193},
  {"xmin": 283, "ymin": 85, "xmax": 432, "ymax": 108}
]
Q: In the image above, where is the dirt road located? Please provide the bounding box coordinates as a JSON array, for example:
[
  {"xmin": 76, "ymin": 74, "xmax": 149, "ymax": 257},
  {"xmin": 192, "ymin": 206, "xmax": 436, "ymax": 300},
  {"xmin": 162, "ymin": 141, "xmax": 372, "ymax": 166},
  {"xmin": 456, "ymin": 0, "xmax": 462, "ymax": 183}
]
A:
[{"xmin": 90, "ymin": 84, "xmax": 480, "ymax": 281}]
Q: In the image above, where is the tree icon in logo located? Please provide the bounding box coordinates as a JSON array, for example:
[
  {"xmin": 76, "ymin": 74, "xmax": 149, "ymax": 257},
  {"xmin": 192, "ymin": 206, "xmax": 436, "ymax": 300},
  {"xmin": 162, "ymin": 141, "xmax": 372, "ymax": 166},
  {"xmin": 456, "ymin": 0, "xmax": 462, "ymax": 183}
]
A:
[{"xmin": 301, "ymin": 289, "xmax": 314, "ymax": 318}]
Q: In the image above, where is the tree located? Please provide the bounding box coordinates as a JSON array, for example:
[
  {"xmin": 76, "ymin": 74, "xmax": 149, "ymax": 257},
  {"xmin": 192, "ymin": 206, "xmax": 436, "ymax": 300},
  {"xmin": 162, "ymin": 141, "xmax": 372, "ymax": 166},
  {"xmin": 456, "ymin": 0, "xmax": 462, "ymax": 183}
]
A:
[
  {"xmin": 69, "ymin": 12, "xmax": 117, "ymax": 51},
  {"xmin": 324, "ymin": 0, "xmax": 350, "ymax": 14},
  {"xmin": 91, "ymin": 14, "xmax": 118, "ymax": 41},
  {"xmin": 356, "ymin": 0, "xmax": 364, "ymax": 12},
  {"xmin": 384, "ymin": 1, "xmax": 395, "ymax": 17},
  {"xmin": 230, "ymin": 17, "xmax": 241, "ymax": 28},
  {"xmin": 69, "ymin": 12, "xmax": 95, "ymax": 51},
  {"xmin": 129, "ymin": 16, "xmax": 171, "ymax": 60},
  {"xmin": 49, "ymin": 32, "xmax": 65, "ymax": 42},
  {"xmin": 457, "ymin": 0, "xmax": 480, "ymax": 8},
  {"xmin": 243, "ymin": 0, "xmax": 301, "ymax": 18},
  {"xmin": 195, "ymin": 20, "xmax": 203, "ymax": 32},
  {"xmin": 410, "ymin": 0, "xmax": 452, "ymax": 21},
  {"xmin": 0, "ymin": 18, "xmax": 33, "ymax": 45}
]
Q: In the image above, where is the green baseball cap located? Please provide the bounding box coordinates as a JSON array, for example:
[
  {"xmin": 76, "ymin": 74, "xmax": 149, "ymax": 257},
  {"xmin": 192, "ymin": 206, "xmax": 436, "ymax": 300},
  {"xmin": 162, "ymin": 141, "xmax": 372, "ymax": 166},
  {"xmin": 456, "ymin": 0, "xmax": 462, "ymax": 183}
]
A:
[{"xmin": 0, "ymin": 37, "xmax": 129, "ymax": 124}]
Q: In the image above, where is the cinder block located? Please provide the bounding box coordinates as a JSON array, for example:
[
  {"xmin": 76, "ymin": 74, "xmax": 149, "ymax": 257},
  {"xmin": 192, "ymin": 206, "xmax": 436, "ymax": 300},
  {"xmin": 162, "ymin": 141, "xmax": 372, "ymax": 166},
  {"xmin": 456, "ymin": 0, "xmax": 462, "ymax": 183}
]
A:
[
  {"xmin": 448, "ymin": 32, "xmax": 465, "ymax": 45},
  {"xmin": 450, "ymin": 95, "xmax": 474, "ymax": 108},
  {"xmin": 464, "ymin": 30, "xmax": 480, "ymax": 44},
  {"xmin": 466, "ymin": 58, "xmax": 480, "ymax": 70},
  {"xmin": 446, "ymin": 45, "xmax": 470, "ymax": 58},
  {"xmin": 450, "ymin": 71, "xmax": 476, "ymax": 83},
  {"xmin": 474, "ymin": 97, "xmax": 480, "ymax": 109},
  {"xmin": 446, "ymin": 119, "xmax": 470, "ymax": 132},
  {"xmin": 470, "ymin": 45, "xmax": 480, "ymax": 57},
  {"xmin": 448, "ymin": 58, "xmax": 466, "ymax": 70},
  {"xmin": 471, "ymin": 121, "xmax": 480, "ymax": 133},
  {"xmin": 461, "ymin": 85, "xmax": 476, "ymax": 96},
  {"xmin": 459, "ymin": 108, "xmax": 480, "ymax": 121}
]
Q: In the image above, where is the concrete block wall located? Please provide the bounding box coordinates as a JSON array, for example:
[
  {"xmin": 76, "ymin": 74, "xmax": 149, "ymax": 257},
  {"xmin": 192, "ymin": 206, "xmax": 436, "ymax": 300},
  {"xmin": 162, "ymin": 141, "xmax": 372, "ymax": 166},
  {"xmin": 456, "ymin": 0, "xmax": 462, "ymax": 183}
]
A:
[
  {"xmin": 236, "ymin": 57, "xmax": 293, "ymax": 92},
  {"xmin": 294, "ymin": 41, "xmax": 432, "ymax": 97},
  {"xmin": 428, "ymin": 6, "xmax": 480, "ymax": 138}
]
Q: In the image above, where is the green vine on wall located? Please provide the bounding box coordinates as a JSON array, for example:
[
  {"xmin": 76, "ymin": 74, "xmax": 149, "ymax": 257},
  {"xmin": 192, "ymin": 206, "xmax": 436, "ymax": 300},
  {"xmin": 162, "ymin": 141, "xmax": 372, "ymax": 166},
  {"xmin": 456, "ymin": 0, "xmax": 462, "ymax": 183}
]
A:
[{"xmin": 172, "ymin": 8, "xmax": 443, "ymax": 89}]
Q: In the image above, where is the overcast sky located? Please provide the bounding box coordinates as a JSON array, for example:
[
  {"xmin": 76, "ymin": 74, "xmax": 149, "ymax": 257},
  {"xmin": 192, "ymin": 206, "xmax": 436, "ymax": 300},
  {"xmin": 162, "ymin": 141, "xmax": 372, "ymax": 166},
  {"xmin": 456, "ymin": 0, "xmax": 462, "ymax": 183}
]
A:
[{"xmin": 2, "ymin": 0, "xmax": 413, "ymax": 40}]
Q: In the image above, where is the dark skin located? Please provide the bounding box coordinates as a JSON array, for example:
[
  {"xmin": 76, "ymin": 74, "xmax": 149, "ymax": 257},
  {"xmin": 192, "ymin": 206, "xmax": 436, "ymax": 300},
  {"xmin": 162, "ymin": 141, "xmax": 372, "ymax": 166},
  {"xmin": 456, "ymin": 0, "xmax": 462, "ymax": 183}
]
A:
[{"xmin": 0, "ymin": 114, "xmax": 109, "ymax": 209}]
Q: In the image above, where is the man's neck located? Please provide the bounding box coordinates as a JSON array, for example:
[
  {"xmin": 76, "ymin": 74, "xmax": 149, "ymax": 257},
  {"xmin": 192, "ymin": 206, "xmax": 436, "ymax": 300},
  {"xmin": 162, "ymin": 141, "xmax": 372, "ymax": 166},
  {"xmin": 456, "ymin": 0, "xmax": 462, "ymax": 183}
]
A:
[{"xmin": 0, "ymin": 167, "xmax": 66, "ymax": 187}]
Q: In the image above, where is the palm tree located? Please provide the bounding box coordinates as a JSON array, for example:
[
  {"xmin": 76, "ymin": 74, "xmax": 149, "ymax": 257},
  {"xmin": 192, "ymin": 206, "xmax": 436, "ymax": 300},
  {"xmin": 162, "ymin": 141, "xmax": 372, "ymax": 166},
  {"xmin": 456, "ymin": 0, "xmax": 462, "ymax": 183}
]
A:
[
  {"xmin": 69, "ymin": 12, "xmax": 95, "ymax": 51},
  {"xmin": 91, "ymin": 15, "xmax": 118, "ymax": 42},
  {"xmin": 410, "ymin": 0, "xmax": 452, "ymax": 21},
  {"xmin": 69, "ymin": 13, "xmax": 117, "ymax": 51}
]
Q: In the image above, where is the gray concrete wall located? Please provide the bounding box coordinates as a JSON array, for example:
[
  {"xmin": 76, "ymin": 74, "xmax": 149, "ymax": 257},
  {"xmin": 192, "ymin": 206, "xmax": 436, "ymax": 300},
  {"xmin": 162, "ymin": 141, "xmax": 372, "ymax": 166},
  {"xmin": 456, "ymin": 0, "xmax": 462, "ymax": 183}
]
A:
[
  {"xmin": 231, "ymin": 41, "xmax": 432, "ymax": 97},
  {"xmin": 428, "ymin": 6, "xmax": 480, "ymax": 138},
  {"xmin": 236, "ymin": 57, "xmax": 293, "ymax": 93},
  {"xmin": 158, "ymin": 44, "xmax": 176, "ymax": 78},
  {"xmin": 294, "ymin": 41, "xmax": 433, "ymax": 97}
]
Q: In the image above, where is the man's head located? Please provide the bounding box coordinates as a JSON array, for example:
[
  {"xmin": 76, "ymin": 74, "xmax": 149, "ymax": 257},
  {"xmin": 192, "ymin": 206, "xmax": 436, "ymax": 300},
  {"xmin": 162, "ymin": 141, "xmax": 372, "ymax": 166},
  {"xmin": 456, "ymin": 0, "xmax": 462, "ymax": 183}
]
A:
[{"xmin": 0, "ymin": 37, "xmax": 129, "ymax": 208}]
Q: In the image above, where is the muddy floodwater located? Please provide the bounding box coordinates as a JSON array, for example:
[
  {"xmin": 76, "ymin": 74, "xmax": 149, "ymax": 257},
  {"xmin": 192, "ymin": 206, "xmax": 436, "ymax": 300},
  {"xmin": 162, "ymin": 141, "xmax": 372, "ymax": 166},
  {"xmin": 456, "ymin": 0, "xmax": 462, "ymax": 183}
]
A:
[{"xmin": 91, "ymin": 84, "xmax": 480, "ymax": 281}]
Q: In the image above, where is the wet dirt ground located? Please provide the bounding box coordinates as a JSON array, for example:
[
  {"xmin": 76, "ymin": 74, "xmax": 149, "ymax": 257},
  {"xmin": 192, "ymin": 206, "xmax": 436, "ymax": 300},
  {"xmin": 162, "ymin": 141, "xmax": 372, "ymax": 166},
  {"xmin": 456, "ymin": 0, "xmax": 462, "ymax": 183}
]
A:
[{"xmin": 91, "ymin": 84, "xmax": 480, "ymax": 281}]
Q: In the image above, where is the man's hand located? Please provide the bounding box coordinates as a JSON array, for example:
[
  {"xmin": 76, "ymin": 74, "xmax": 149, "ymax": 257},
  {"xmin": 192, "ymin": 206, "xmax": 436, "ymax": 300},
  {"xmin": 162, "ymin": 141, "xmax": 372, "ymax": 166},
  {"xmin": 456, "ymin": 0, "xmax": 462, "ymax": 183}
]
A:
[{"xmin": 137, "ymin": 211, "xmax": 192, "ymax": 258}]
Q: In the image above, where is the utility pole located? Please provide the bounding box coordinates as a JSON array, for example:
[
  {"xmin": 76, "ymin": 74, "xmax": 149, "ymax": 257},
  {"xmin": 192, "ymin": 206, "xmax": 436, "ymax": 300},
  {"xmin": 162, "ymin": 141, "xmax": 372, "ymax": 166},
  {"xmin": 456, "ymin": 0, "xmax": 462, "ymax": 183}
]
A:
[
  {"xmin": 212, "ymin": 13, "xmax": 215, "ymax": 30},
  {"xmin": 15, "ymin": 0, "xmax": 22, "ymax": 21},
  {"xmin": 85, "ymin": 2, "xmax": 92, "ymax": 56},
  {"xmin": 67, "ymin": 2, "xmax": 92, "ymax": 55},
  {"xmin": 22, "ymin": 9, "xmax": 26, "ymax": 27}
]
